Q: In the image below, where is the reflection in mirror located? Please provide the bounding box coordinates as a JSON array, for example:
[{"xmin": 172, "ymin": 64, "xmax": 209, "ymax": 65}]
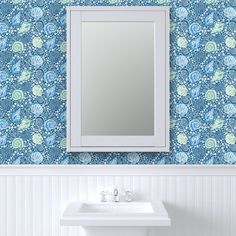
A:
[{"xmin": 81, "ymin": 22, "xmax": 154, "ymax": 136}]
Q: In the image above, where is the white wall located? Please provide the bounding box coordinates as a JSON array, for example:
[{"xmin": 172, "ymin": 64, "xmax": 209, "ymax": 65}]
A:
[{"xmin": 0, "ymin": 165, "xmax": 235, "ymax": 236}]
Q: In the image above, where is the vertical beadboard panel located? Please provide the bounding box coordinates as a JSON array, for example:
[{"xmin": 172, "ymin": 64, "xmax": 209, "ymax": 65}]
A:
[
  {"xmin": 60, "ymin": 176, "xmax": 68, "ymax": 236},
  {"xmin": 132, "ymin": 175, "xmax": 141, "ymax": 200},
  {"xmin": 24, "ymin": 176, "xmax": 31, "ymax": 236},
  {"xmin": 231, "ymin": 176, "xmax": 236, "ymax": 236},
  {"xmin": 32, "ymin": 176, "xmax": 42, "ymax": 236},
  {"xmin": 15, "ymin": 176, "xmax": 25, "ymax": 236},
  {"xmin": 225, "ymin": 176, "xmax": 230, "ymax": 236},
  {"xmin": 0, "ymin": 176, "xmax": 7, "ymax": 236},
  {"xmin": 52, "ymin": 176, "xmax": 60, "ymax": 236},
  {"xmin": 123, "ymin": 176, "xmax": 132, "ymax": 193},
  {"xmin": 87, "ymin": 176, "xmax": 98, "ymax": 202},
  {"xmin": 42, "ymin": 176, "xmax": 51, "ymax": 236},
  {"xmin": 7, "ymin": 176, "xmax": 16, "ymax": 236},
  {"xmin": 78, "ymin": 176, "xmax": 88, "ymax": 202},
  {"xmin": 0, "ymin": 168, "xmax": 236, "ymax": 236},
  {"xmin": 177, "ymin": 176, "xmax": 187, "ymax": 234},
  {"xmin": 96, "ymin": 175, "xmax": 105, "ymax": 200},
  {"xmin": 140, "ymin": 176, "xmax": 150, "ymax": 201}
]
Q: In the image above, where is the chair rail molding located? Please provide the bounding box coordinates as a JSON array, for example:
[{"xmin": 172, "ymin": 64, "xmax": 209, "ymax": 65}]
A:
[{"xmin": 0, "ymin": 165, "xmax": 235, "ymax": 176}]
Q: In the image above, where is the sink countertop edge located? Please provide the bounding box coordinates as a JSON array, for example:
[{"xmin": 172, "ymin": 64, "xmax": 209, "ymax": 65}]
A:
[{"xmin": 61, "ymin": 200, "xmax": 171, "ymax": 227}]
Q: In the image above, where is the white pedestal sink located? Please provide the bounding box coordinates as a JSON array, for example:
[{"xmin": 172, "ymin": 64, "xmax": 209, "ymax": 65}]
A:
[{"xmin": 61, "ymin": 201, "xmax": 170, "ymax": 236}]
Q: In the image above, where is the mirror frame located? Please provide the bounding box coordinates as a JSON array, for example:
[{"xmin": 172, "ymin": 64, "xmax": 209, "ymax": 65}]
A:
[{"xmin": 67, "ymin": 7, "xmax": 169, "ymax": 152}]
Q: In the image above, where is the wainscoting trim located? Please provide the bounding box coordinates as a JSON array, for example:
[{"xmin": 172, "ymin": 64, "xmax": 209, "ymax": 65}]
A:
[
  {"xmin": 0, "ymin": 165, "xmax": 236, "ymax": 236},
  {"xmin": 0, "ymin": 165, "xmax": 235, "ymax": 176}
]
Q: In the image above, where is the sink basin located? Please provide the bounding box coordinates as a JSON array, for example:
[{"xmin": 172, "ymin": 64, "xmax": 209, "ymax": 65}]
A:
[
  {"xmin": 61, "ymin": 201, "xmax": 170, "ymax": 227},
  {"xmin": 80, "ymin": 202, "xmax": 154, "ymax": 214}
]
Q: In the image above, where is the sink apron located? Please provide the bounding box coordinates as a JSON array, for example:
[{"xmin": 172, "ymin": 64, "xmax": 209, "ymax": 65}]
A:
[{"xmin": 83, "ymin": 226, "xmax": 148, "ymax": 236}]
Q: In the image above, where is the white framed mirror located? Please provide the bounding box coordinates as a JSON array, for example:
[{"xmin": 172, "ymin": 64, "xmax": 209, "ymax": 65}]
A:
[{"xmin": 67, "ymin": 7, "xmax": 169, "ymax": 152}]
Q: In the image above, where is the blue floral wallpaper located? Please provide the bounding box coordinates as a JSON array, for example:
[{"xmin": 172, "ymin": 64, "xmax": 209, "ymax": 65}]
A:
[{"xmin": 0, "ymin": 0, "xmax": 236, "ymax": 165}]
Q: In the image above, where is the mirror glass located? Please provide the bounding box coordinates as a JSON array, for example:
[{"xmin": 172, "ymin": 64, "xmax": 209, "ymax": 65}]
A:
[{"xmin": 81, "ymin": 22, "xmax": 154, "ymax": 136}]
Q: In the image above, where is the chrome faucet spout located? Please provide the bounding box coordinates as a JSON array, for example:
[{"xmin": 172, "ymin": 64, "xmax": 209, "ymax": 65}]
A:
[{"xmin": 113, "ymin": 188, "xmax": 119, "ymax": 202}]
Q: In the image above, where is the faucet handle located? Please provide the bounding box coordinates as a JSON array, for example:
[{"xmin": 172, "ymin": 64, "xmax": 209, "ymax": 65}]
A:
[
  {"xmin": 100, "ymin": 191, "xmax": 108, "ymax": 202},
  {"xmin": 125, "ymin": 190, "xmax": 133, "ymax": 202}
]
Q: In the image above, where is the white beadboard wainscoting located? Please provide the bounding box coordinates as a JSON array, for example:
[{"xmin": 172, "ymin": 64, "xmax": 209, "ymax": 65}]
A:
[{"xmin": 0, "ymin": 165, "xmax": 235, "ymax": 236}]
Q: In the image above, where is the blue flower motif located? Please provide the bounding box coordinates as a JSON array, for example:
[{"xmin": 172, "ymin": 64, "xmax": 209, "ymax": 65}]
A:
[
  {"xmin": 31, "ymin": 55, "xmax": 43, "ymax": 68},
  {"xmin": 45, "ymin": 38, "xmax": 56, "ymax": 50},
  {"xmin": 190, "ymin": 37, "xmax": 201, "ymax": 50},
  {"xmin": 13, "ymin": 157, "xmax": 21, "ymax": 164},
  {"xmin": 224, "ymin": 152, "xmax": 236, "ymax": 164},
  {"xmin": 0, "ymin": 119, "xmax": 8, "ymax": 130},
  {"xmin": 205, "ymin": 12, "xmax": 214, "ymax": 26},
  {"xmin": 0, "ymin": 134, "xmax": 7, "ymax": 146},
  {"xmin": 189, "ymin": 119, "xmax": 202, "ymax": 131},
  {"xmin": 44, "ymin": 71, "xmax": 57, "ymax": 83},
  {"xmin": 60, "ymin": 111, "xmax": 66, "ymax": 122},
  {"xmin": 224, "ymin": 104, "xmax": 236, "ymax": 116},
  {"xmin": 189, "ymin": 71, "xmax": 201, "ymax": 83},
  {"xmin": 60, "ymin": 157, "xmax": 69, "ymax": 164},
  {"xmin": 176, "ymin": 104, "xmax": 188, "ymax": 116},
  {"xmin": 0, "ymin": 71, "xmax": 8, "ymax": 82},
  {"xmin": 60, "ymin": 63, "xmax": 66, "ymax": 74},
  {"xmin": 176, "ymin": 55, "xmax": 188, "ymax": 68},
  {"xmin": 205, "ymin": 108, "xmax": 214, "ymax": 122},
  {"xmin": 46, "ymin": 134, "xmax": 55, "ymax": 146},
  {"xmin": 190, "ymin": 134, "xmax": 201, "ymax": 146},
  {"xmin": 44, "ymin": 119, "xmax": 57, "ymax": 131},
  {"xmin": 176, "ymin": 152, "xmax": 188, "ymax": 164},
  {"xmin": 224, "ymin": 55, "xmax": 236, "ymax": 68},
  {"xmin": 79, "ymin": 153, "xmax": 92, "ymax": 164},
  {"xmin": 189, "ymin": 23, "xmax": 202, "ymax": 35},
  {"xmin": 46, "ymin": 86, "xmax": 56, "ymax": 98},
  {"xmin": 0, "ymin": 22, "xmax": 8, "ymax": 34},
  {"xmin": 12, "ymin": 109, "xmax": 21, "ymax": 123},
  {"xmin": 12, "ymin": 12, "xmax": 21, "ymax": 25},
  {"xmin": 127, "ymin": 153, "xmax": 140, "ymax": 164},
  {"xmin": 190, "ymin": 85, "xmax": 201, "ymax": 98},
  {"xmin": 12, "ymin": 61, "xmax": 21, "ymax": 74},
  {"xmin": 224, "ymin": 7, "xmax": 236, "ymax": 19},
  {"xmin": 205, "ymin": 156, "xmax": 214, "ymax": 165},
  {"xmin": 175, "ymin": 7, "xmax": 188, "ymax": 20},
  {"xmin": 31, "ymin": 7, "xmax": 43, "ymax": 19},
  {"xmin": 31, "ymin": 152, "xmax": 43, "ymax": 164},
  {"xmin": 109, "ymin": 157, "xmax": 117, "ymax": 164},
  {"xmin": 44, "ymin": 23, "xmax": 57, "ymax": 35},
  {"xmin": 0, "ymin": 37, "xmax": 7, "ymax": 50},
  {"xmin": 60, "ymin": 15, "xmax": 66, "ymax": 25},
  {"xmin": 31, "ymin": 104, "xmax": 43, "ymax": 117},
  {"xmin": 205, "ymin": 61, "xmax": 214, "ymax": 74},
  {"xmin": 0, "ymin": 85, "xmax": 7, "ymax": 98}
]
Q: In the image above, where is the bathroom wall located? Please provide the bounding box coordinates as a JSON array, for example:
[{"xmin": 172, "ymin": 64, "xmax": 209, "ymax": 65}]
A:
[{"xmin": 0, "ymin": 0, "xmax": 236, "ymax": 164}]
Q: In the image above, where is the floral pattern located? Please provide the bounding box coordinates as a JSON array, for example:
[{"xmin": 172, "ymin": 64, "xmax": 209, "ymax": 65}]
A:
[{"xmin": 0, "ymin": 0, "xmax": 235, "ymax": 165}]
